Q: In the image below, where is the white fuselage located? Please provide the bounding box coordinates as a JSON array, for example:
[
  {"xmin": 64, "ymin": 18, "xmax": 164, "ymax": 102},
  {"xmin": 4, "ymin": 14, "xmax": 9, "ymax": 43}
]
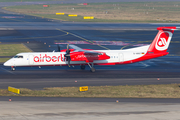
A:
[{"xmin": 4, "ymin": 45, "xmax": 149, "ymax": 67}]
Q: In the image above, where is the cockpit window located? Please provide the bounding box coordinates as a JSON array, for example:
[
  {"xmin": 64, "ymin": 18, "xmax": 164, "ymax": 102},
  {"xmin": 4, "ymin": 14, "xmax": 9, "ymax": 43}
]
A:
[{"xmin": 14, "ymin": 55, "xmax": 23, "ymax": 58}]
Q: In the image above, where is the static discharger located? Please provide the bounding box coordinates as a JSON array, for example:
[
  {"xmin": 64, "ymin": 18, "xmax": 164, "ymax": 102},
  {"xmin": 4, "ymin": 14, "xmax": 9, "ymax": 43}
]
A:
[
  {"xmin": 56, "ymin": 13, "xmax": 64, "ymax": 15},
  {"xmin": 84, "ymin": 16, "xmax": 94, "ymax": 19},
  {"xmin": 68, "ymin": 14, "xmax": 77, "ymax": 17},
  {"xmin": 79, "ymin": 86, "xmax": 88, "ymax": 92},
  {"xmin": 8, "ymin": 86, "xmax": 20, "ymax": 94}
]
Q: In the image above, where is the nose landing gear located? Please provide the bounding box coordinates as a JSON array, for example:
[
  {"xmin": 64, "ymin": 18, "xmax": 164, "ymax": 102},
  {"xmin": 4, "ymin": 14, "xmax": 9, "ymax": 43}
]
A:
[{"xmin": 11, "ymin": 66, "xmax": 15, "ymax": 71}]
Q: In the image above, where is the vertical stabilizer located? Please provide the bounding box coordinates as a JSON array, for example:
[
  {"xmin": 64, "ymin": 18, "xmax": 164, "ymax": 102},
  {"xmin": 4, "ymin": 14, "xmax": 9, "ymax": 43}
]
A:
[{"xmin": 147, "ymin": 26, "xmax": 176, "ymax": 53}]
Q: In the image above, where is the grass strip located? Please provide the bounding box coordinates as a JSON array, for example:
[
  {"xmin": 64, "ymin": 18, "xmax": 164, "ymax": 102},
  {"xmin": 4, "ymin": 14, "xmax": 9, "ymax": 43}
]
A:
[
  {"xmin": 0, "ymin": 44, "xmax": 32, "ymax": 63},
  {"xmin": 0, "ymin": 44, "xmax": 32, "ymax": 56},
  {"xmin": 4, "ymin": 2, "xmax": 180, "ymax": 23},
  {"xmin": 22, "ymin": 13, "xmax": 165, "ymax": 23},
  {"xmin": 2, "ymin": 84, "xmax": 180, "ymax": 98},
  {"xmin": 0, "ymin": 58, "xmax": 11, "ymax": 63}
]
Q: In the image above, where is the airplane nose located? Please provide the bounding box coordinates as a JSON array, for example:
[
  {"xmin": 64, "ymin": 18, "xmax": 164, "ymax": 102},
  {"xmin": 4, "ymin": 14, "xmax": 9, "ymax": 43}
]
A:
[
  {"xmin": 3, "ymin": 61, "xmax": 8, "ymax": 66},
  {"xmin": 3, "ymin": 60, "xmax": 11, "ymax": 66}
]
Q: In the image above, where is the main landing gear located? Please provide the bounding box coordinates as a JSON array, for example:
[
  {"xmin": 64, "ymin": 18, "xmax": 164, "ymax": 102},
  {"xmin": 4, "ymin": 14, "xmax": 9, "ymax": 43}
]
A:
[
  {"xmin": 87, "ymin": 63, "xmax": 96, "ymax": 73},
  {"xmin": 80, "ymin": 65, "xmax": 86, "ymax": 70}
]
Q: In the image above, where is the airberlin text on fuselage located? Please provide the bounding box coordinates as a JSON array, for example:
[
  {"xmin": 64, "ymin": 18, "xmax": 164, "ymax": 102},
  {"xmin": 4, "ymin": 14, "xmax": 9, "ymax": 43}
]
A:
[{"xmin": 34, "ymin": 54, "xmax": 66, "ymax": 62}]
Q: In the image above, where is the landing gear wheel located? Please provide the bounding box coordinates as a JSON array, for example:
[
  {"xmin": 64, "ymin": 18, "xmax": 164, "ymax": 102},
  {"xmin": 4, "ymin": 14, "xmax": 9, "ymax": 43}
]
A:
[
  {"xmin": 80, "ymin": 65, "xmax": 85, "ymax": 70},
  {"xmin": 90, "ymin": 67, "xmax": 96, "ymax": 73},
  {"xmin": 11, "ymin": 67, "xmax": 15, "ymax": 71},
  {"xmin": 87, "ymin": 63, "xmax": 96, "ymax": 72}
]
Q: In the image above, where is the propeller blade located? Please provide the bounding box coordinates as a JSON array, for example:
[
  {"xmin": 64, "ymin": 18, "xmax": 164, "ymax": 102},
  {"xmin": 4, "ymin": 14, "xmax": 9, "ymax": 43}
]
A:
[
  {"xmin": 64, "ymin": 54, "xmax": 70, "ymax": 57},
  {"xmin": 68, "ymin": 57, "xmax": 70, "ymax": 67},
  {"xmin": 66, "ymin": 44, "xmax": 70, "ymax": 54},
  {"xmin": 67, "ymin": 44, "xmax": 69, "ymax": 49},
  {"xmin": 64, "ymin": 44, "xmax": 71, "ymax": 67}
]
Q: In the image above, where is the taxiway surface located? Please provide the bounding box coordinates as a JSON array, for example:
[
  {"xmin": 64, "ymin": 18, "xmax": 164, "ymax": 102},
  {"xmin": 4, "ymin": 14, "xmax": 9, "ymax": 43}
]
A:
[
  {"xmin": 1, "ymin": 97, "xmax": 180, "ymax": 120},
  {"xmin": 0, "ymin": 8, "xmax": 180, "ymax": 89},
  {"xmin": 1, "ymin": 1, "xmax": 180, "ymax": 120}
]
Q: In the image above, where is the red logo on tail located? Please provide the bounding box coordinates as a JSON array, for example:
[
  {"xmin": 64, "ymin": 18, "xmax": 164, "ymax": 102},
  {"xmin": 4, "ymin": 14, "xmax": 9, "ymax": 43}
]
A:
[
  {"xmin": 155, "ymin": 31, "xmax": 171, "ymax": 51},
  {"xmin": 157, "ymin": 38, "xmax": 167, "ymax": 47}
]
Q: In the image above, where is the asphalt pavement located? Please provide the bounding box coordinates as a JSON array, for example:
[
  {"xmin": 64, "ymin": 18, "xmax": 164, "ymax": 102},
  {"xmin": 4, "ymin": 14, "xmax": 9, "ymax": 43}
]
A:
[
  {"xmin": 1, "ymin": 1, "xmax": 180, "ymax": 120},
  {"xmin": 0, "ymin": 9, "xmax": 180, "ymax": 89}
]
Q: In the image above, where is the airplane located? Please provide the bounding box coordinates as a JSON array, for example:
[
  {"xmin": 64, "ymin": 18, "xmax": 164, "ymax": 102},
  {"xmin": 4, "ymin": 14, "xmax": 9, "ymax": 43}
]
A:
[{"xmin": 3, "ymin": 26, "xmax": 177, "ymax": 72}]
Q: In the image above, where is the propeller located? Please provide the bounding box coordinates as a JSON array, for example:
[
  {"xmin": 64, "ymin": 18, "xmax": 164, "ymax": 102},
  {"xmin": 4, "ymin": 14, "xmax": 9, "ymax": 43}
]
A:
[
  {"xmin": 57, "ymin": 45, "xmax": 60, "ymax": 52},
  {"xmin": 64, "ymin": 44, "xmax": 71, "ymax": 67}
]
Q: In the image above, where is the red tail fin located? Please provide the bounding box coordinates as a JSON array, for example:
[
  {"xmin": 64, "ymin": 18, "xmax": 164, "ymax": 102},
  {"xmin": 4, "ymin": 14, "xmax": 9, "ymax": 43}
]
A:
[{"xmin": 147, "ymin": 27, "xmax": 176, "ymax": 53}]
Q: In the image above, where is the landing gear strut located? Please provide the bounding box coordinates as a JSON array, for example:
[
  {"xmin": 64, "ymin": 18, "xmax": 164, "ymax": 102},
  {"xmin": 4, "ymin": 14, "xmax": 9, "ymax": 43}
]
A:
[
  {"xmin": 11, "ymin": 66, "xmax": 15, "ymax": 71},
  {"xmin": 87, "ymin": 63, "xmax": 96, "ymax": 72},
  {"xmin": 80, "ymin": 65, "xmax": 86, "ymax": 70}
]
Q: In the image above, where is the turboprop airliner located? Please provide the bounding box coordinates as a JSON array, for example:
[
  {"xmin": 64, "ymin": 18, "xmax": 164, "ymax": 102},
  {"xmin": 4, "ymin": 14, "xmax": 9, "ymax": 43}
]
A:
[{"xmin": 3, "ymin": 26, "xmax": 177, "ymax": 72}]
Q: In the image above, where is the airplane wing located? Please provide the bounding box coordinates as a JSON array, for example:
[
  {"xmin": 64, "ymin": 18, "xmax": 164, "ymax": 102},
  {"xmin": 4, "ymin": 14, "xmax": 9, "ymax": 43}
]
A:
[
  {"xmin": 69, "ymin": 44, "xmax": 101, "ymax": 55},
  {"xmin": 66, "ymin": 44, "xmax": 110, "ymax": 63},
  {"xmin": 69, "ymin": 44, "xmax": 84, "ymax": 51}
]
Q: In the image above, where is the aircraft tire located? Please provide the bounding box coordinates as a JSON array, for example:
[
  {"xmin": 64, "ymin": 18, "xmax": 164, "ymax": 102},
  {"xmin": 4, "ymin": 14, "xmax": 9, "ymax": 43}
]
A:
[
  {"xmin": 80, "ymin": 65, "xmax": 85, "ymax": 70},
  {"xmin": 11, "ymin": 67, "xmax": 15, "ymax": 71}
]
